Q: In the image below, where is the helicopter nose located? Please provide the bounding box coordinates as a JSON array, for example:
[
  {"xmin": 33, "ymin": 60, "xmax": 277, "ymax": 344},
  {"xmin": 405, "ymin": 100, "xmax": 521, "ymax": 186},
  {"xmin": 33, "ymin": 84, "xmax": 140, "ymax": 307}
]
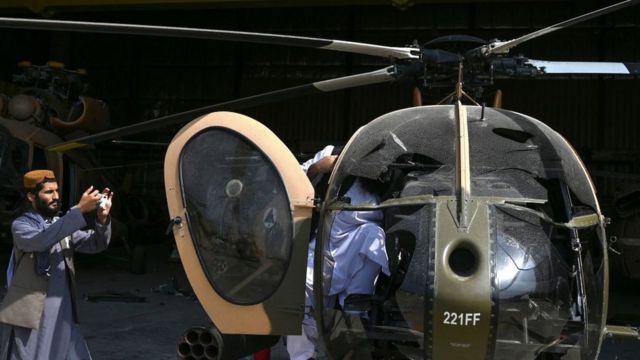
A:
[{"xmin": 430, "ymin": 201, "xmax": 492, "ymax": 360}]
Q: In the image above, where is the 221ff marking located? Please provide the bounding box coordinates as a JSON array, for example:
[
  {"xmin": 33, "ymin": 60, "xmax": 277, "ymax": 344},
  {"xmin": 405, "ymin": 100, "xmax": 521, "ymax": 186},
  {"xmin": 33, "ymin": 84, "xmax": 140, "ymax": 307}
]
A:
[{"xmin": 443, "ymin": 311, "xmax": 481, "ymax": 326}]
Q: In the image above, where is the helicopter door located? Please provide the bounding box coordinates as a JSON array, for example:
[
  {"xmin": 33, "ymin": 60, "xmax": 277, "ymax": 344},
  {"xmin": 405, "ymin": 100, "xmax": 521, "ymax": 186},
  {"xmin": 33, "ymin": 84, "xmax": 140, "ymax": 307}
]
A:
[{"xmin": 164, "ymin": 111, "xmax": 315, "ymax": 335}]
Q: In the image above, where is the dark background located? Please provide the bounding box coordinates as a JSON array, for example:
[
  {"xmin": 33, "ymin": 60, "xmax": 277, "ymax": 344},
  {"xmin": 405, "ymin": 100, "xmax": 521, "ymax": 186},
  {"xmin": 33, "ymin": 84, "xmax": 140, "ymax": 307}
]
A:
[{"xmin": 2, "ymin": 1, "xmax": 640, "ymax": 202}]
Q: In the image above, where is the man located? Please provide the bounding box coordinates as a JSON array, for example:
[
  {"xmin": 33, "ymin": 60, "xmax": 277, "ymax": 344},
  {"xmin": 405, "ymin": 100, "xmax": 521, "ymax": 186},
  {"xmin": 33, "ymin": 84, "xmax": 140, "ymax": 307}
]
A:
[
  {"xmin": 287, "ymin": 146, "xmax": 389, "ymax": 360},
  {"xmin": 0, "ymin": 169, "xmax": 113, "ymax": 360}
]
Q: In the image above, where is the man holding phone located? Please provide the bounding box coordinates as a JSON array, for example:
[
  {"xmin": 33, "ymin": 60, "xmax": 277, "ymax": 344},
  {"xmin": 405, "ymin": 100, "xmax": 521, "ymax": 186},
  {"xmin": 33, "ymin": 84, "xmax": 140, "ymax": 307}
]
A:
[{"xmin": 0, "ymin": 169, "xmax": 113, "ymax": 360}]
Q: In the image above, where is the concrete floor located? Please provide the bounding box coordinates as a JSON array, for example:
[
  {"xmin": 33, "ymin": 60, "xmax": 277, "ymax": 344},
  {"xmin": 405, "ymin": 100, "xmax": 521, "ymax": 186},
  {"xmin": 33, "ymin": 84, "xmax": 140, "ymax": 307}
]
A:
[
  {"xmin": 78, "ymin": 258, "xmax": 211, "ymax": 359},
  {"xmin": 0, "ymin": 244, "xmax": 638, "ymax": 359},
  {"xmin": 0, "ymin": 243, "xmax": 289, "ymax": 360},
  {"xmin": 74, "ymin": 246, "xmax": 289, "ymax": 359},
  {"xmin": 76, "ymin": 246, "xmax": 290, "ymax": 360},
  {"xmin": 77, "ymin": 249, "xmax": 640, "ymax": 360}
]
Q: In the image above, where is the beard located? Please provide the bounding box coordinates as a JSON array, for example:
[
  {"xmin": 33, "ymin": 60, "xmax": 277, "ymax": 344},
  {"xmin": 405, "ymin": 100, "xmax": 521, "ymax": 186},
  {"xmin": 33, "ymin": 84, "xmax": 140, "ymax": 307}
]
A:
[{"xmin": 35, "ymin": 197, "xmax": 60, "ymax": 218}]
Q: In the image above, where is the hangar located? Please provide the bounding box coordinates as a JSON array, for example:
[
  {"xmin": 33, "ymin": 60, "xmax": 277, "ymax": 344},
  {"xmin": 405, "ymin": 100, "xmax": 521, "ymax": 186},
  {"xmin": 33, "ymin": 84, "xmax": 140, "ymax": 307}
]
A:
[{"xmin": 0, "ymin": 1, "xmax": 639, "ymax": 359}]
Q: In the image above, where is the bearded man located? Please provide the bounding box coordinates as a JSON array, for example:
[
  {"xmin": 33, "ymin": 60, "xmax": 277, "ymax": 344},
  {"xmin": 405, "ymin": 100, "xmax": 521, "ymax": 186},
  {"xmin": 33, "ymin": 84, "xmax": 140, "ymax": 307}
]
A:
[{"xmin": 0, "ymin": 169, "xmax": 113, "ymax": 360}]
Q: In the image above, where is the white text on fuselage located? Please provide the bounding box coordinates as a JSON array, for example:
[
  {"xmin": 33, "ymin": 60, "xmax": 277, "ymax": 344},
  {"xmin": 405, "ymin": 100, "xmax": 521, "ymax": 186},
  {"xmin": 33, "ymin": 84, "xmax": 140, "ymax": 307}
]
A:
[{"xmin": 442, "ymin": 311, "xmax": 481, "ymax": 326}]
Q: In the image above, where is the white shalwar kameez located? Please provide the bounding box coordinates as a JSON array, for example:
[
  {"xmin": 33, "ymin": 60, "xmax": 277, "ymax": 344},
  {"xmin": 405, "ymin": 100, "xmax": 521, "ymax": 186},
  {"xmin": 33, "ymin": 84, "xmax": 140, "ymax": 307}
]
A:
[{"xmin": 287, "ymin": 146, "xmax": 389, "ymax": 360}]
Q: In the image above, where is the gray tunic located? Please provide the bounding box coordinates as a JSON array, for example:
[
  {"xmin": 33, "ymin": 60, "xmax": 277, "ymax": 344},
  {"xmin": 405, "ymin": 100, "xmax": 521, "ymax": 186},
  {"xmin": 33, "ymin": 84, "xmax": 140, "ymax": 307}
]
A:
[{"xmin": 2, "ymin": 207, "xmax": 111, "ymax": 360}]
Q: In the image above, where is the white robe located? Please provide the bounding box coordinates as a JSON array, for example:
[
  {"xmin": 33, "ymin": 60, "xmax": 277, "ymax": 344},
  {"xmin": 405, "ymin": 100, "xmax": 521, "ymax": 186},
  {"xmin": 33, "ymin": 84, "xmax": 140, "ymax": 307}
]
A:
[{"xmin": 288, "ymin": 148, "xmax": 389, "ymax": 360}]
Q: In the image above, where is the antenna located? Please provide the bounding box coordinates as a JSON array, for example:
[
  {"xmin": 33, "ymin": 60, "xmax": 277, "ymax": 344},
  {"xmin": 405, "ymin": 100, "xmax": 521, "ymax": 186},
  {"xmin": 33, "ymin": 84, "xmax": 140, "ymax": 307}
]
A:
[{"xmin": 437, "ymin": 61, "xmax": 480, "ymax": 105}]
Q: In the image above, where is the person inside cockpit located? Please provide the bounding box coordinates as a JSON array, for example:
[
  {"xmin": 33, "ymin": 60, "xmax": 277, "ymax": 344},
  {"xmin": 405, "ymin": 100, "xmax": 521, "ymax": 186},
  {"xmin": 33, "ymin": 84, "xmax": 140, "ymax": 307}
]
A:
[{"xmin": 287, "ymin": 145, "xmax": 389, "ymax": 360}]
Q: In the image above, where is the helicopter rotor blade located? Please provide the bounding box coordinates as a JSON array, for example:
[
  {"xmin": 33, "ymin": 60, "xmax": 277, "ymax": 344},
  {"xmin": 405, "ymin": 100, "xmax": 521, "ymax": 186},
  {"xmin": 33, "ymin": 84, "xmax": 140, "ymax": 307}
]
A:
[
  {"xmin": 526, "ymin": 59, "xmax": 640, "ymax": 74},
  {"xmin": 48, "ymin": 65, "xmax": 406, "ymax": 152},
  {"xmin": 0, "ymin": 17, "xmax": 419, "ymax": 60},
  {"xmin": 481, "ymin": 0, "xmax": 639, "ymax": 56}
]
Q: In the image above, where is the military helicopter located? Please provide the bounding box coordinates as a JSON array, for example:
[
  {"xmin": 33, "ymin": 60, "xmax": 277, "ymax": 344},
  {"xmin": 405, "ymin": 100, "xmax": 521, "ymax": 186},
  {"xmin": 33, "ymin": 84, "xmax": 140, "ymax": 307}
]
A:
[{"xmin": 1, "ymin": 0, "xmax": 639, "ymax": 359}]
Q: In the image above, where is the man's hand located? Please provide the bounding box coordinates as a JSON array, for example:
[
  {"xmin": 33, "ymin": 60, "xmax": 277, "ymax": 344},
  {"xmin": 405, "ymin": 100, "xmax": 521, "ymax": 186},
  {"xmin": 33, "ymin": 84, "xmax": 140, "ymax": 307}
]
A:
[
  {"xmin": 77, "ymin": 186, "xmax": 102, "ymax": 214},
  {"xmin": 96, "ymin": 188, "xmax": 113, "ymax": 225},
  {"xmin": 307, "ymin": 155, "xmax": 338, "ymax": 181}
]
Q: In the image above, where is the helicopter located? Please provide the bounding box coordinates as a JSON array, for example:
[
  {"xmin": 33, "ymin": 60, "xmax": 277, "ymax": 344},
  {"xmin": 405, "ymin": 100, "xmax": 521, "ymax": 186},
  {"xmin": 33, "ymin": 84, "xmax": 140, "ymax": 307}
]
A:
[{"xmin": 1, "ymin": 0, "xmax": 640, "ymax": 359}]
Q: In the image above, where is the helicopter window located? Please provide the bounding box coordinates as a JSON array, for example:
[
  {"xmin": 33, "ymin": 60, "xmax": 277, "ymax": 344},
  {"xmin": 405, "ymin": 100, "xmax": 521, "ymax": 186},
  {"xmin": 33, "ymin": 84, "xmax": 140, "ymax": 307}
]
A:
[
  {"xmin": 545, "ymin": 218, "xmax": 604, "ymax": 359},
  {"xmin": 578, "ymin": 225, "xmax": 605, "ymax": 359},
  {"xmin": 319, "ymin": 202, "xmax": 431, "ymax": 359},
  {"xmin": 179, "ymin": 127, "xmax": 293, "ymax": 305},
  {"xmin": 499, "ymin": 109, "xmax": 599, "ymax": 210},
  {"xmin": 320, "ymin": 179, "xmax": 389, "ymax": 303},
  {"xmin": 578, "ymin": 226, "xmax": 603, "ymax": 274},
  {"xmin": 375, "ymin": 228, "xmax": 416, "ymax": 298},
  {"xmin": 398, "ymin": 166, "xmax": 455, "ymax": 198},
  {"xmin": 493, "ymin": 205, "xmax": 572, "ymax": 296},
  {"xmin": 380, "ymin": 153, "xmax": 444, "ymax": 196},
  {"xmin": 491, "ymin": 128, "xmax": 533, "ymax": 143},
  {"xmin": 491, "ymin": 203, "xmax": 607, "ymax": 358},
  {"xmin": 545, "ymin": 178, "xmax": 575, "ymax": 223}
]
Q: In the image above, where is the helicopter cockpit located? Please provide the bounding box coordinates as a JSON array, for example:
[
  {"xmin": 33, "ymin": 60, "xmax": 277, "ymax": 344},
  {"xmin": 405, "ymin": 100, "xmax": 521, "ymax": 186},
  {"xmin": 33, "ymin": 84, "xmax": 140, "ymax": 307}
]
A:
[{"xmin": 317, "ymin": 105, "xmax": 605, "ymax": 359}]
